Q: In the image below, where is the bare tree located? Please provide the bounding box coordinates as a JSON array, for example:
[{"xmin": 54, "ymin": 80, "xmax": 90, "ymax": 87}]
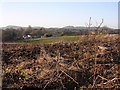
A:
[{"xmin": 86, "ymin": 17, "xmax": 104, "ymax": 35}]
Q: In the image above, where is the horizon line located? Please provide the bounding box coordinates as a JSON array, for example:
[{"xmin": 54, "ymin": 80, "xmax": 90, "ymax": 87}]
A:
[{"xmin": 0, "ymin": 25, "xmax": 118, "ymax": 29}]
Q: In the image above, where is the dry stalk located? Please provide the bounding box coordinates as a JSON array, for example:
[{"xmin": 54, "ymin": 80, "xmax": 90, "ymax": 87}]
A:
[
  {"xmin": 60, "ymin": 80, "xmax": 66, "ymax": 89},
  {"xmin": 92, "ymin": 75, "xmax": 99, "ymax": 88},
  {"xmin": 88, "ymin": 17, "xmax": 92, "ymax": 30},
  {"xmin": 60, "ymin": 70, "xmax": 79, "ymax": 85},
  {"xmin": 97, "ymin": 75, "xmax": 108, "ymax": 81},
  {"xmin": 96, "ymin": 19, "xmax": 104, "ymax": 31},
  {"xmin": 43, "ymin": 78, "xmax": 53, "ymax": 89},
  {"xmin": 103, "ymin": 78, "xmax": 119, "ymax": 85}
]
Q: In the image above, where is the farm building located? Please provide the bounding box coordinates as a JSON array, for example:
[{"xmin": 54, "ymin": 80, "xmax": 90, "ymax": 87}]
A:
[{"xmin": 23, "ymin": 35, "xmax": 32, "ymax": 39}]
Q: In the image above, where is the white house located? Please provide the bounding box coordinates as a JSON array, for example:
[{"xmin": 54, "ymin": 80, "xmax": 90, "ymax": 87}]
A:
[{"xmin": 23, "ymin": 35, "xmax": 32, "ymax": 39}]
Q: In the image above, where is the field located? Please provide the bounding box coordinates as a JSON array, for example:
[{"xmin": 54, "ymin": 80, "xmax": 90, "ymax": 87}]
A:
[
  {"xmin": 5, "ymin": 35, "xmax": 100, "ymax": 44},
  {"xmin": 5, "ymin": 35, "xmax": 119, "ymax": 44},
  {"xmin": 2, "ymin": 34, "xmax": 120, "ymax": 89}
]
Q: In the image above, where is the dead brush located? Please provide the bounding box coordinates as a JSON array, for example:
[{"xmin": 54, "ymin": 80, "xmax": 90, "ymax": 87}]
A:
[
  {"xmin": 91, "ymin": 41, "xmax": 120, "ymax": 88},
  {"xmin": 2, "ymin": 34, "xmax": 120, "ymax": 89},
  {"xmin": 36, "ymin": 47, "xmax": 78, "ymax": 89},
  {"xmin": 35, "ymin": 46, "xmax": 91, "ymax": 89}
]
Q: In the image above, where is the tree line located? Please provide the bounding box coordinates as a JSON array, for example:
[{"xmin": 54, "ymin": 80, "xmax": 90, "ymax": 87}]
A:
[{"xmin": 1, "ymin": 26, "xmax": 119, "ymax": 42}]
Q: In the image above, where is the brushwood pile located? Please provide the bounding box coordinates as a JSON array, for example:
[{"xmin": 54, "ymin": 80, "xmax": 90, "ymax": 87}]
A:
[{"xmin": 2, "ymin": 35, "xmax": 120, "ymax": 89}]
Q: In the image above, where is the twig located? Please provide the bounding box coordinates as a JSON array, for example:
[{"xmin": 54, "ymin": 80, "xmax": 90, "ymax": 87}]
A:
[
  {"xmin": 88, "ymin": 17, "xmax": 92, "ymax": 30},
  {"xmin": 43, "ymin": 80, "xmax": 51, "ymax": 89},
  {"xmin": 98, "ymin": 75, "xmax": 108, "ymax": 81},
  {"xmin": 92, "ymin": 75, "xmax": 99, "ymax": 88},
  {"xmin": 96, "ymin": 19, "xmax": 104, "ymax": 31},
  {"xmin": 61, "ymin": 70, "xmax": 79, "ymax": 85},
  {"xmin": 60, "ymin": 80, "xmax": 66, "ymax": 89},
  {"xmin": 103, "ymin": 78, "xmax": 119, "ymax": 85}
]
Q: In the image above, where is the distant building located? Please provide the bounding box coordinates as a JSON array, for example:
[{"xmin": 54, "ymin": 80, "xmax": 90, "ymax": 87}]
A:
[{"xmin": 23, "ymin": 35, "xmax": 32, "ymax": 39}]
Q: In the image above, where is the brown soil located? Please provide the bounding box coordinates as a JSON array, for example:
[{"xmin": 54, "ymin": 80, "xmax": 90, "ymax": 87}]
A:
[{"xmin": 2, "ymin": 35, "xmax": 120, "ymax": 89}]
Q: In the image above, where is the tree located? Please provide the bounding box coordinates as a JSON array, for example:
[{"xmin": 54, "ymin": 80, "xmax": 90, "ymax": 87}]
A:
[
  {"xmin": 2, "ymin": 29, "xmax": 18, "ymax": 41},
  {"xmin": 24, "ymin": 25, "xmax": 33, "ymax": 35}
]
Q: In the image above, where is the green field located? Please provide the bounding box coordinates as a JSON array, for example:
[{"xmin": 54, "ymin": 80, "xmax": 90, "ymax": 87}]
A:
[{"xmin": 11, "ymin": 35, "xmax": 108, "ymax": 44}]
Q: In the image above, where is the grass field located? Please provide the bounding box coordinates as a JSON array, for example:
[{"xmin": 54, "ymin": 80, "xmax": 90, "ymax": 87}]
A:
[{"xmin": 5, "ymin": 34, "xmax": 119, "ymax": 44}]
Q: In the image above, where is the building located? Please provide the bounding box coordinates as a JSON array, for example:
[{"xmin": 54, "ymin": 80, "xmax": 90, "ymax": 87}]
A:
[{"xmin": 23, "ymin": 35, "xmax": 32, "ymax": 39}]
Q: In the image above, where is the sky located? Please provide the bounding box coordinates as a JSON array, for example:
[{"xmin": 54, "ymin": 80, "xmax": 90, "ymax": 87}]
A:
[{"xmin": 0, "ymin": 2, "xmax": 118, "ymax": 29}]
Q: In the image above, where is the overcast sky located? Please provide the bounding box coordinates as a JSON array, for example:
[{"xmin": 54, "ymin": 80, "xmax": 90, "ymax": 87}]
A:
[{"xmin": 1, "ymin": 2, "xmax": 118, "ymax": 28}]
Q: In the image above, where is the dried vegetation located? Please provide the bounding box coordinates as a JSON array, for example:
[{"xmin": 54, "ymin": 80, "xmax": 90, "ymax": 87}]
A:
[{"xmin": 2, "ymin": 34, "xmax": 120, "ymax": 89}]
